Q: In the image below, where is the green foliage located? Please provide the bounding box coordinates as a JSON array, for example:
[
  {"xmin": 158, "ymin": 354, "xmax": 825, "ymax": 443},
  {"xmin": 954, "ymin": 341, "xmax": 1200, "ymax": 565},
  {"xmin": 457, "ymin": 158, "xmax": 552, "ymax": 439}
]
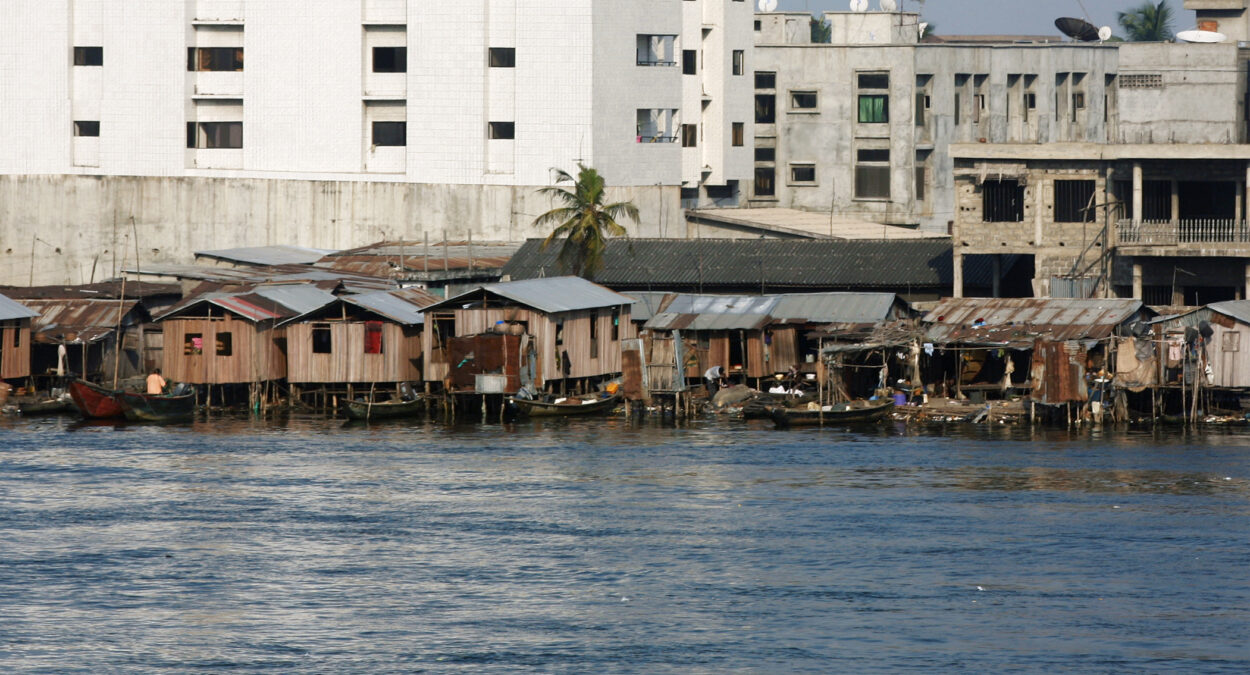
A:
[
  {"xmin": 534, "ymin": 164, "xmax": 638, "ymax": 279},
  {"xmin": 1117, "ymin": 1, "xmax": 1174, "ymax": 42},
  {"xmin": 810, "ymin": 17, "xmax": 832, "ymax": 44}
]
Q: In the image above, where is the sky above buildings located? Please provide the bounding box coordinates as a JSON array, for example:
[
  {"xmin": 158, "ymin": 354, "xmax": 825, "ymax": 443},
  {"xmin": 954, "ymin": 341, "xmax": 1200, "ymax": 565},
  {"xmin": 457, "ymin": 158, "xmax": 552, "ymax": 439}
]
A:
[{"xmin": 775, "ymin": 0, "xmax": 1191, "ymax": 39}]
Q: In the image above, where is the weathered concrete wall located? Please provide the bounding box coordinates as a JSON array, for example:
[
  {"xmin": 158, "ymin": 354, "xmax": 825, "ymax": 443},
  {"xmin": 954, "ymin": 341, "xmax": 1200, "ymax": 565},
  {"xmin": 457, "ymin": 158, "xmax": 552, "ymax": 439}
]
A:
[{"xmin": 0, "ymin": 175, "xmax": 678, "ymax": 286}]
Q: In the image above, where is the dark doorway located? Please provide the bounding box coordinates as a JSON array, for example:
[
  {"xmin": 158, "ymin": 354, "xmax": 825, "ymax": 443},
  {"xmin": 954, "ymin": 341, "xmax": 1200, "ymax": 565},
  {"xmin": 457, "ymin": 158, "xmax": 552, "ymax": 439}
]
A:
[{"xmin": 1179, "ymin": 181, "xmax": 1236, "ymax": 220}]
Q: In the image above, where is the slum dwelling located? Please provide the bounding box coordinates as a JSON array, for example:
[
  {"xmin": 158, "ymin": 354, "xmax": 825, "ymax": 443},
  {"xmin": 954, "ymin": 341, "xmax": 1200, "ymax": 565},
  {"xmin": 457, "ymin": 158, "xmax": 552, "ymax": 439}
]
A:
[{"xmin": 0, "ymin": 293, "xmax": 38, "ymax": 395}]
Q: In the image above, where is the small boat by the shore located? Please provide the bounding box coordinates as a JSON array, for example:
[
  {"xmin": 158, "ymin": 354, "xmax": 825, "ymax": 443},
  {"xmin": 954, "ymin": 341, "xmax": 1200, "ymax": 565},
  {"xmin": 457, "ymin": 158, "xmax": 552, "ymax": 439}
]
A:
[
  {"xmin": 770, "ymin": 399, "xmax": 895, "ymax": 428},
  {"xmin": 343, "ymin": 396, "xmax": 425, "ymax": 420},
  {"xmin": 18, "ymin": 396, "xmax": 75, "ymax": 415},
  {"xmin": 117, "ymin": 391, "xmax": 196, "ymax": 423},
  {"xmin": 509, "ymin": 391, "xmax": 622, "ymax": 418},
  {"xmin": 68, "ymin": 380, "xmax": 126, "ymax": 419}
]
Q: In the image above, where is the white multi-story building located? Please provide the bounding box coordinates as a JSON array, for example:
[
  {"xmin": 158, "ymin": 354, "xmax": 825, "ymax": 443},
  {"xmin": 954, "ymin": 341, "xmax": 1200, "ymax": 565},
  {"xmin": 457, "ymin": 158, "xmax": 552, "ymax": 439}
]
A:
[{"xmin": 0, "ymin": 0, "xmax": 753, "ymax": 286}]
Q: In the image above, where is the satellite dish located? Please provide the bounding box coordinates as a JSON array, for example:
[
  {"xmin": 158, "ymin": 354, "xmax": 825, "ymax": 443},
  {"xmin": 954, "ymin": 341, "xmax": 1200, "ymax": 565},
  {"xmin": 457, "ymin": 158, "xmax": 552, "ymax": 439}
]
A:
[
  {"xmin": 850, "ymin": 0, "xmax": 868, "ymax": 12},
  {"xmin": 1097, "ymin": 26, "xmax": 1112, "ymax": 42},
  {"xmin": 918, "ymin": 22, "xmax": 929, "ymax": 38},
  {"xmin": 880, "ymin": 0, "xmax": 898, "ymax": 11},
  {"xmin": 1177, "ymin": 29, "xmax": 1227, "ymax": 43},
  {"xmin": 1055, "ymin": 17, "xmax": 1101, "ymax": 42},
  {"xmin": 757, "ymin": 0, "xmax": 778, "ymax": 11}
]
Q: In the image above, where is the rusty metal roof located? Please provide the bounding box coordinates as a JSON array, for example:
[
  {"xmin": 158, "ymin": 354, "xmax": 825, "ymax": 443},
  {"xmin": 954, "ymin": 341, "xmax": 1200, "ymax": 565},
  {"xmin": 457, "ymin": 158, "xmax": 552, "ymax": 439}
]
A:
[
  {"xmin": 156, "ymin": 284, "xmax": 338, "ymax": 323},
  {"xmin": 0, "ymin": 292, "xmax": 39, "ymax": 322},
  {"xmin": 21, "ymin": 299, "xmax": 141, "ymax": 344},
  {"xmin": 195, "ymin": 245, "xmax": 335, "ymax": 266},
  {"xmin": 319, "ymin": 240, "xmax": 519, "ymax": 276},
  {"xmin": 0, "ymin": 281, "xmax": 180, "ymax": 300},
  {"xmin": 642, "ymin": 292, "xmax": 906, "ymax": 331},
  {"xmin": 922, "ymin": 297, "xmax": 1146, "ymax": 347}
]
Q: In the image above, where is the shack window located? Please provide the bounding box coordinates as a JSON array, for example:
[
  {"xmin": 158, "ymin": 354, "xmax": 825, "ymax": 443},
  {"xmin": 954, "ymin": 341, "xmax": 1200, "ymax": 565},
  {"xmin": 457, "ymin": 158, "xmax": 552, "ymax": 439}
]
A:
[
  {"xmin": 1054, "ymin": 179, "xmax": 1096, "ymax": 223},
  {"xmin": 555, "ymin": 320, "xmax": 564, "ymax": 347},
  {"xmin": 364, "ymin": 321, "xmax": 383, "ymax": 354},
  {"xmin": 312, "ymin": 324, "xmax": 332, "ymax": 354},
  {"xmin": 13, "ymin": 326, "xmax": 20, "ymax": 348},
  {"xmin": 611, "ymin": 307, "xmax": 620, "ymax": 341},
  {"xmin": 982, "ymin": 179, "xmax": 1024, "ymax": 222},
  {"xmin": 216, "ymin": 332, "xmax": 232, "ymax": 356},
  {"xmin": 184, "ymin": 333, "xmax": 203, "ymax": 356},
  {"xmin": 589, "ymin": 311, "xmax": 599, "ymax": 358}
]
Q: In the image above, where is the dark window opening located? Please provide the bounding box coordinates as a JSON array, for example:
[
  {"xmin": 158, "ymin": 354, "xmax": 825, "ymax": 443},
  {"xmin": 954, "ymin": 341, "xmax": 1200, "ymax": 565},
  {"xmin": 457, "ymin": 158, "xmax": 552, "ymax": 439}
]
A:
[
  {"xmin": 755, "ymin": 94, "xmax": 775, "ymax": 123},
  {"xmin": 364, "ymin": 321, "xmax": 383, "ymax": 354},
  {"xmin": 683, "ymin": 50, "xmax": 697, "ymax": 75},
  {"xmin": 1179, "ymin": 181, "xmax": 1237, "ymax": 220},
  {"xmin": 754, "ymin": 167, "xmax": 775, "ymax": 197},
  {"xmin": 857, "ymin": 72, "xmax": 889, "ymax": 89},
  {"xmin": 73, "ymin": 121, "xmax": 100, "ymax": 137},
  {"xmin": 755, "ymin": 71, "xmax": 776, "ymax": 89},
  {"xmin": 732, "ymin": 50, "xmax": 744, "ymax": 76},
  {"xmin": 187, "ymin": 121, "xmax": 243, "ymax": 149},
  {"xmin": 488, "ymin": 121, "xmax": 515, "ymax": 139},
  {"xmin": 1054, "ymin": 180, "xmax": 1096, "ymax": 223},
  {"xmin": 184, "ymin": 333, "xmax": 203, "ymax": 356},
  {"xmin": 790, "ymin": 164, "xmax": 816, "ymax": 183},
  {"xmin": 857, "ymin": 94, "xmax": 888, "ymax": 123},
  {"xmin": 555, "ymin": 320, "xmax": 564, "ymax": 347},
  {"xmin": 857, "ymin": 148, "xmax": 889, "ymax": 163},
  {"xmin": 312, "ymin": 324, "xmax": 332, "ymax": 354},
  {"xmin": 982, "ymin": 180, "xmax": 1025, "ymax": 222},
  {"xmin": 790, "ymin": 91, "xmax": 817, "ymax": 110},
  {"xmin": 732, "ymin": 122, "xmax": 744, "ymax": 147},
  {"xmin": 611, "ymin": 307, "xmax": 620, "ymax": 341},
  {"xmin": 755, "ymin": 147, "xmax": 775, "ymax": 162},
  {"xmin": 915, "ymin": 166, "xmax": 926, "ymax": 202},
  {"xmin": 488, "ymin": 47, "xmax": 515, "ymax": 68},
  {"xmin": 682, "ymin": 124, "xmax": 697, "ymax": 148},
  {"xmin": 372, "ymin": 46, "xmax": 407, "ymax": 73},
  {"xmin": 589, "ymin": 311, "xmax": 599, "ymax": 358},
  {"xmin": 187, "ymin": 47, "xmax": 243, "ymax": 72},
  {"xmin": 372, "ymin": 121, "xmax": 406, "ymax": 146},
  {"xmin": 73, "ymin": 46, "xmax": 102, "ymax": 66},
  {"xmin": 855, "ymin": 167, "xmax": 889, "ymax": 199},
  {"xmin": 216, "ymin": 332, "xmax": 233, "ymax": 357}
]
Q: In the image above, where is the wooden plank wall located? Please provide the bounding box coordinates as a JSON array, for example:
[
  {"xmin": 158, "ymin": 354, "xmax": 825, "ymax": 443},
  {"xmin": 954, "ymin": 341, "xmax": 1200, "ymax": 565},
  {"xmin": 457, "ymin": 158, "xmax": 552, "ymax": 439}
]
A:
[
  {"xmin": 770, "ymin": 327, "xmax": 799, "ymax": 373},
  {"xmin": 162, "ymin": 316, "xmax": 286, "ymax": 384},
  {"xmin": 0, "ymin": 320, "xmax": 31, "ymax": 380},
  {"xmin": 286, "ymin": 322, "xmax": 421, "ymax": 384}
]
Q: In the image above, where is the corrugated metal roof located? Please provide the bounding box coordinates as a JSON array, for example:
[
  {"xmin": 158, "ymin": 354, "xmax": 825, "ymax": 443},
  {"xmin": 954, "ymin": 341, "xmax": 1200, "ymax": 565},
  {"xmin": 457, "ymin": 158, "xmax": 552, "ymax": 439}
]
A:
[
  {"xmin": 22, "ymin": 299, "xmax": 140, "ymax": 344},
  {"xmin": 623, "ymin": 292, "xmax": 672, "ymax": 322},
  {"xmin": 0, "ymin": 292, "xmax": 39, "ymax": 321},
  {"xmin": 647, "ymin": 311, "xmax": 773, "ymax": 331},
  {"xmin": 502, "ymin": 238, "xmax": 1011, "ymax": 291},
  {"xmin": 339, "ymin": 288, "xmax": 441, "ymax": 326},
  {"xmin": 424, "ymin": 276, "xmax": 635, "ymax": 314},
  {"xmin": 1208, "ymin": 300, "xmax": 1250, "ymax": 326},
  {"xmin": 770, "ymin": 293, "xmax": 903, "ymax": 323},
  {"xmin": 0, "ymin": 281, "xmax": 180, "ymax": 300},
  {"xmin": 126, "ymin": 263, "xmax": 394, "ymax": 290},
  {"xmin": 156, "ymin": 284, "xmax": 337, "ymax": 323},
  {"xmin": 195, "ymin": 245, "xmax": 335, "ymax": 266},
  {"xmin": 922, "ymin": 297, "xmax": 1145, "ymax": 346},
  {"xmin": 641, "ymin": 292, "xmax": 905, "ymax": 331}
]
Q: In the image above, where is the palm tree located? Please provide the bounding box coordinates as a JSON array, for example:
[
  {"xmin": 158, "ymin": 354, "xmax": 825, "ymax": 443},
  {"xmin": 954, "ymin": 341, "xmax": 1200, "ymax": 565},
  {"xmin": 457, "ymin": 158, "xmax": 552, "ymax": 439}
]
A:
[
  {"xmin": 810, "ymin": 17, "xmax": 832, "ymax": 44},
  {"xmin": 1118, "ymin": 1, "xmax": 1174, "ymax": 42},
  {"xmin": 534, "ymin": 164, "xmax": 638, "ymax": 279}
]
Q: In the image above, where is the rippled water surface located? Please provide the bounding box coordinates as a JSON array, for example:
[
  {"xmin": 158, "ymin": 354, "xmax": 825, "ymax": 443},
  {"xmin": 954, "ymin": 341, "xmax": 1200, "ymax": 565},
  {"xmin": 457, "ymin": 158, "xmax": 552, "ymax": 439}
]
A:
[{"xmin": 1, "ymin": 414, "xmax": 1248, "ymax": 673}]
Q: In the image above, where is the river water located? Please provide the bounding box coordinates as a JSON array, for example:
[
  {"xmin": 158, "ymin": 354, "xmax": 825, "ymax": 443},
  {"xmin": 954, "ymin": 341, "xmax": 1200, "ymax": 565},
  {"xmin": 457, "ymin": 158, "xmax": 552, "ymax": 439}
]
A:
[{"xmin": 0, "ymin": 414, "xmax": 1247, "ymax": 673}]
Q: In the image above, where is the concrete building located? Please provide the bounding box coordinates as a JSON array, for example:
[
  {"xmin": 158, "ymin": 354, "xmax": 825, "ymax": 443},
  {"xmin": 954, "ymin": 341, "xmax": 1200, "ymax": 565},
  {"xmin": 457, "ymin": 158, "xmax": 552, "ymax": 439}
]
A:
[{"xmin": 0, "ymin": 0, "xmax": 753, "ymax": 286}]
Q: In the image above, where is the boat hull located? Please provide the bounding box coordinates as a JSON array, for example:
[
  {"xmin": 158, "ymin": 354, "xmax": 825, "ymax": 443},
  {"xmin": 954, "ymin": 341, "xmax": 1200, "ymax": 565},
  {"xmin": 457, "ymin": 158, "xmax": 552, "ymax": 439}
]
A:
[
  {"xmin": 117, "ymin": 392, "xmax": 196, "ymax": 423},
  {"xmin": 68, "ymin": 380, "xmax": 125, "ymax": 419},
  {"xmin": 510, "ymin": 393, "xmax": 622, "ymax": 418},
  {"xmin": 344, "ymin": 397, "xmax": 424, "ymax": 420},
  {"xmin": 770, "ymin": 400, "xmax": 895, "ymax": 427},
  {"xmin": 18, "ymin": 398, "xmax": 76, "ymax": 415}
]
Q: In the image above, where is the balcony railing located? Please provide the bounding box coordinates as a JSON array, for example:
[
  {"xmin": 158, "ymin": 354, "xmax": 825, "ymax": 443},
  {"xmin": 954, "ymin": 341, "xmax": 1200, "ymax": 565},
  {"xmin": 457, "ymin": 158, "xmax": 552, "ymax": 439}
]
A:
[
  {"xmin": 636, "ymin": 134, "xmax": 677, "ymax": 143},
  {"xmin": 1115, "ymin": 219, "xmax": 1250, "ymax": 246},
  {"xmin": 636, "ymin": 58, "xmax": 677, "ymax": 67}
]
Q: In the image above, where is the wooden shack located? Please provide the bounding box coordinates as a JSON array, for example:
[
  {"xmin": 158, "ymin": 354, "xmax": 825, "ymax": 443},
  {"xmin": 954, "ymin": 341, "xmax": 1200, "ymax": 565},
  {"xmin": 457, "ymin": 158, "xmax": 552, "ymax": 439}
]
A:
[
  {"xmin": 282, "ymin": 287, "xmax": 437, "ymax": 388},
  {"xmin": 420, "ymin": 276, "xmax": 636, "ymax": 394},
  {"xmin": 0, "ymin": 293, "xmax": 37, "ymax": 383}
]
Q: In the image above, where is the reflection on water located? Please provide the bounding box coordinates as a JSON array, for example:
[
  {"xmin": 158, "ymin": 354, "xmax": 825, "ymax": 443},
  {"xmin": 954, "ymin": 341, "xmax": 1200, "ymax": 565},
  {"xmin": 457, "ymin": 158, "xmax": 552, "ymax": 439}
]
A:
[{"xmin": 0, "ymin": 413, "xmax": 1248, "ymax": 672}]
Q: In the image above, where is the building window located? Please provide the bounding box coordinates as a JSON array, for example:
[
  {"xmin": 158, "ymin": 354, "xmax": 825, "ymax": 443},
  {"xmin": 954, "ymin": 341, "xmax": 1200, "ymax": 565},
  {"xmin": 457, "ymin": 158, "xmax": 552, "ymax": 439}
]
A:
[
  {"xmin": 854, "ymin": 149, "xmax": 890, "ymax": 199},
  {"xmin": 915, "ymin": 93, "xmax": 930, "ymax": 127},
  {"xmin": 73, "ymin": 46, "xmax": 102, "ymax": 66},
  {"xmin": 732, "ymin": 122, "xmax": 744, "ymax": 147},
  {"xmin": 636, "ymin": 34, "xmax": 677, "ymax": 66},
  {"xmin": 372, "ymin": 46, "xmax": 406, "ymax": 73},
  {"xmin": 636, "ymin": 109, "xmax": 677, "ymax": 143},
  {"xmin": 1054, "ymin": 180, "xmax": 1096, "ymax": 222},
  {"xmin": 755, "ymin": 94, "xmax": 776, "ymax": 123},
  {"xmin": 1071, "ymin": 92, "xmax": 1085, "ymax": 121},
  {"xmin": 789, "ymin": 163, "xmax": 816, "ymax": 184},
  {"xmin": 755, "ymin": 147, "xmax": 775, "ymax": 162},
  {"xmin": 73, "ymin": 121, "xmax": 99, "ymax": 137},
  {"xmin": 186, "ymin": 122, "xmax": 242, "ymax": 149},
  {"xmin": 488, "ymin": 47, "xmax": 515, "ymax": 68},
  {"xmin": 364, "ymin": 321, "xmax": 383, "ymax": 354},
  {"xmin": 312, "ymin": 324, "xmax": 332, "ymax": 354},
  {"xmin": 682, "ymin": 123, "xmax": 698, "ymax": 148},
  {"xmin": 858, "ymin": 95, "xmax": 888, "ymax": 123},
  {"xmin": 611, "ymin": 307, "xmax": 621, "ymax": 341},
  {"xmin": 754, "ymin": 167, "xmax": 776, "ymax": 196},
  {"xmin": 184, "ymin": 333, "xmax": 203, "ymax": 356},
  {"xmin": 982, "ymin": 180, "xmax": 1024, "ymax": 222},
  {"xmin": 187, "ymin": 47, "xmax": 243, "ymax": 72},
  {"xmin": 790, "ymin": 91, "xmax": 818, "ymax": 111},
  {"xmin": 857, "ymin": 72, "xmax": 889, "ymax": 89},
  {"xmin": 683, "ymin": 49, "xmax": 697, "ymax": 75},
  {"xmin": 589, "ymin": 310, "xmax": 599, "ymax": 358},
  {"xmin": 755, "ymin": 71, "xmax": 776, "ymax": 89},
  {"xmin": 216, "ymin": 332, "xmax": 233, "ymax": 357},
  {"xmin": 732, "ymin": 50, "xmax": 745, "ymax": 76},
  {"xmin": 915, "ymin": 166, "xmax": 925, "ymax": 202},
  {"xmin": 373, "ymin": 121, "xmax": 406, "ymax": 146},
  {"xmin": 488, "ymin": 121, "xmax": 515, "ymax": 140}
]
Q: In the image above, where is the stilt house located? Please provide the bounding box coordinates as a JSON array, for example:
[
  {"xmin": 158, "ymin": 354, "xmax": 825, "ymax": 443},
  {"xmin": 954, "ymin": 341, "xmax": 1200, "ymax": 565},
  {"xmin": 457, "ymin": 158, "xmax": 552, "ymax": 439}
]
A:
[{"xmin": 0, "ymin": 293, "xmax": 38, "ymax": 383}]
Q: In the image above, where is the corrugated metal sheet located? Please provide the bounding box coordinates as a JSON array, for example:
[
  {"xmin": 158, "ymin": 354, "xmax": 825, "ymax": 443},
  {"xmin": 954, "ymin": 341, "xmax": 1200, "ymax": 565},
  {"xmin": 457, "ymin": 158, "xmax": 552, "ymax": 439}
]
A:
[
  {"xmin": 770, "ymin": 292, "xmax": 903, "ymax": 323},
  {"xmin": 341, "ymin": 288, "xmax": 440, "ymax": 326},
  {"xmin": 642, "ymin": 292, "xmax": 904, "ymax": 331},
  {"xmin": 1030, "ymin": 339, "xmax": 1088, "ymax": 404},
  {"xmin": 195, "ymin": 245, "xmax": 335, "ymax": 266},
  {"xmin": 157, "ymin": 285, "xmax": 337, "ymax": 323},
  {"xmin": 425, "ymin": 276, "xmax": 635, "ymax": 314},
  {"xmin": 923, "ymin": 297, "xmax": 1144, "ymax": 346},
  {"xmin": 0, "ymin": 281, "xmax": 180, "ymax": 300},
  {"xmin": 1208, "ymin": 300, "xmax": 1250, "ymax": 326},
  {"xmin": 22, "ymin": 299, "xmax": 139, "ymax": 343},
  {"xmin": 250, "ymin": 285, "xmax": 337, "ymax": 316},
  {"xmin": 646, "ymin": 311, "xmax": 772, "ymax": 331},
  {"xmin": 623, "ymin": 292, "xmax": 672, "ymax": 322},
  {"xmin": 0, "ymin": 293, "xmax": 39, "ymax": 321},
  {"xmin": 125, "ymin": 263, "xmax": 394, "ymax": 290},
  {"xmin": 502, "ymin": 238, "xmax": 1011, "ymax": 291}
]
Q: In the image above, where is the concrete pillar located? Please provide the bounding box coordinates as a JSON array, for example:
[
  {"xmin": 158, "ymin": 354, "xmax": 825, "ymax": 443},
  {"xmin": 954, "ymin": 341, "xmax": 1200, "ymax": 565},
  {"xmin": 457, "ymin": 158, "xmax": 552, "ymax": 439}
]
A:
[
  {"xmin": 1170, "ymin": 179, "xmax": 1180, "ymax": 221},
  {"xmin": 992, "ymin": 254, "xmax": 1001, "ymax": 298},
  {"xmin": 953, "ymin": 250, "xmax": 964, "ymax": 298},
  {"xmin": 1133, "ymin": 261, "xmax": 1143, "ymax": 300},
  {"xmin": 1236, "ymin": 181, "xmax": 1244, "ymax": 224},
  {"xmin": 1245, "ymin": 261, "xmax": 1250, "ymax": 301},
  {"xmin": 1131, "ymin": 162, "xmax": 1143, "ymax": 222}
]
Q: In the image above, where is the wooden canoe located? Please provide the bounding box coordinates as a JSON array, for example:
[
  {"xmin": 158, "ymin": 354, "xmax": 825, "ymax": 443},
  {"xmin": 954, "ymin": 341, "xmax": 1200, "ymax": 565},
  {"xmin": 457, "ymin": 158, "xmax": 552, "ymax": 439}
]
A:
[
  {"xmin": 770, "ymin": 399, "xmax": 895, "ymax": 428},
  {"xmin": 344, "ymin": 397, "xmax": 425, "ymax": 420},
  {"xmin": 18, "ymin": 397, "xmax": 76, "ymax": 415},
  {"xmin": 117, "ymin": 391, "xmax": 196, "ymax": 423},
  {"xmin": 68, "ymin": 379, "xmax": 126, "ymax": 419},
  {"xmin": 509, "ymin": 392, "xmax": 622, "ymax": 418}
]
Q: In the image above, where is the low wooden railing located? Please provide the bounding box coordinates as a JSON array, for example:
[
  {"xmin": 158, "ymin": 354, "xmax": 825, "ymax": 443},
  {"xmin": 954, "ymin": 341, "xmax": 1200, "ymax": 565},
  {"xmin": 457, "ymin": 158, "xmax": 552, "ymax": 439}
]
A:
[{"xmin": 1115, "ymin": 219, "xmax": 1250, "ymax": 246}]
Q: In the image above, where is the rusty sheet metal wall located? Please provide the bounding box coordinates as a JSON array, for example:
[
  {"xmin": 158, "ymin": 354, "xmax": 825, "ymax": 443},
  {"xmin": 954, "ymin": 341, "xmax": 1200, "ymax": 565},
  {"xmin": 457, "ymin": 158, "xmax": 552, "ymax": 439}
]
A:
[
  {"xmin": 1, "ymin": 320, "xmax": 31, "ymax": 380},
  {"xmin": 446, "ymin": 334, "xmax": 522, "ymax": 392},
  {"xmin": 1030, "ymin": 339, "xmax": 1087, "ymax": 404},
  {"xmin": 286, "ymin": 322, "xmax": 421, "ymax": 384},
  {"xmin": 162, "ymin": 316, "xmax": 286, "ymax": 384},
  {"xmin": 621, "ymin": 339, "xmax": 645, "ymax": 401}
]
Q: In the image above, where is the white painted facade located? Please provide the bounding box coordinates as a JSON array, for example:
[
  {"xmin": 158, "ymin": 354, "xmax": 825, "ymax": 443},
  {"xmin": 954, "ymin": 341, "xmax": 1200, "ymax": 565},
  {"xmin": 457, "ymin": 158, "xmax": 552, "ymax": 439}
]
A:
[{"xmin": 0, "ymin": 0, "xmax": 753, "ymax": 285}]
